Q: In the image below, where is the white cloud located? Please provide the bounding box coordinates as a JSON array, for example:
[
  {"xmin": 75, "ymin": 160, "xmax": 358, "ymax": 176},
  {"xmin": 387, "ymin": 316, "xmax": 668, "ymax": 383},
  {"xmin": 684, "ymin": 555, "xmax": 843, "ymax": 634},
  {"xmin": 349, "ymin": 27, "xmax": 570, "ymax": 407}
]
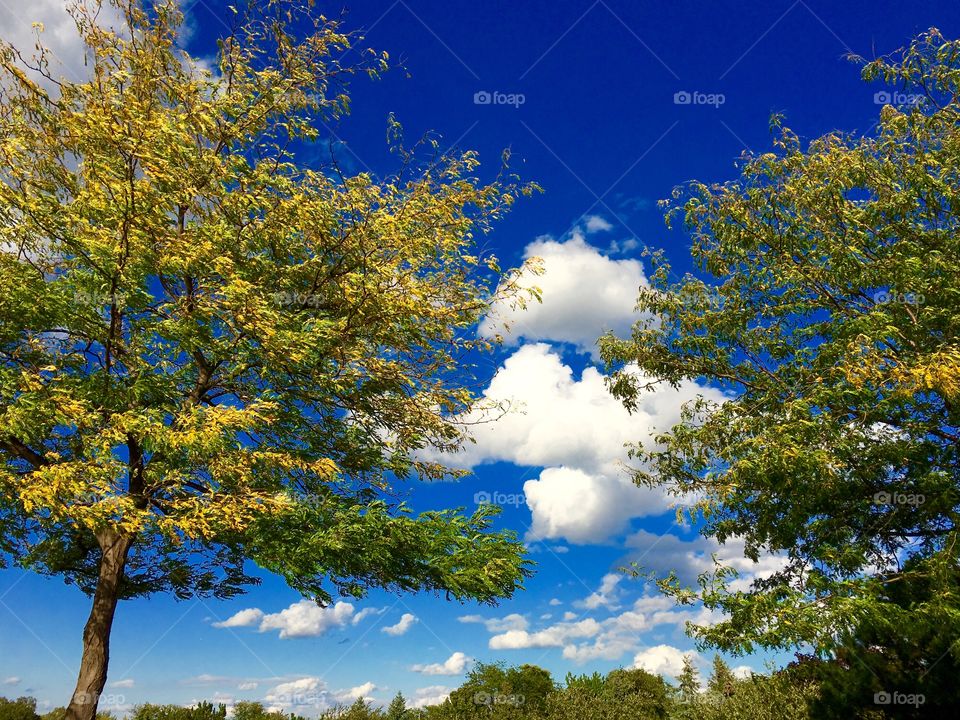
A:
[
  {"xmin": 488, "ymin": 618, "xmax": 601, "ymax": 650},
  {"xmin": 237, "ymin": 681, "xmax": 258, "ymax": 691},
  {"xmin": 2, "ymin": 677, "xmax": 21, "ymax": 686},
  {"xmin": 0, "ymin": 0, "xmax": 123, "ymax": 88},
  {"xmin": 576, "ymin": 573, "xmax": 623, "ymax": 610},
  {"xmin": 381, "ymin": 612, "xmax": 417, "ymax": 636},
  {"xmin": 456, "ymin": 585, "xmax": 721, "ymax": 665},
  {"xmin": 109, "ymin": 679, "xmax": 135, "ymax": 689},
  {"xmin": 633, "ymin": 645, "xmax": 699, "ymax": 679},
  {"xmin": 264, "ymin": 677, "xmax": 329, "ymax": 713},
  {"xmin": 458, "ymin": 613, "xmax": 528, "ymax": 633},
  {"xmin": 257, "ymin": 600, "xmax": 354, "ymax": 639},
  {"xmin": 549, "ymin": 598, "xmax": 563, "ymax": 606},
  {"xmin": 333, "ymin": 682, "xmax": 377, "ymax": 702},
  {"xmin": 213, "ymin": 608, "xmax": 265, "ymax": 629},
  {"xmin": 411, "ymin": 651, "xmax": 472, "ymax": 676},
  {"xmin": 426, "ymin": 343, "xmax": 726, "ymax": 544},
  {"xmin": 479, "ymin": 232, "xmax": 647, "ymax": 357},
  {"xmin": 733, "ymin": 665, "xmax": 754, "ymax": 679},
  {"xmin": 352, "ymin": 607, "xmax": 386, "ymax": 625},
  {"xmin": 609, "ymin": 237, "xmax": 641, "ymax": 255},
  {"xmin": 410, "ymin": 686, "xmax": 452, "ymax": 709},
  {"xmin": 624, "ymin": 530, "xmax": 787, "ymax": 591},
  {"xmin": 583, "ymin": 215, "xmax": 613, "ymax": 233}
]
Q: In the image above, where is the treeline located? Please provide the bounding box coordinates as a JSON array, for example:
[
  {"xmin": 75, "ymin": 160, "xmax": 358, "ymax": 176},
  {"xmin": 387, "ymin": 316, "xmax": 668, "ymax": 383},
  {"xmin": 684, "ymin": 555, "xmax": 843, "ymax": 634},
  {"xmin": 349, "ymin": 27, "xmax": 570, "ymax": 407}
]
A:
[
  {"xmin": 4, "ymin": 649, "xmax": 942, "ymax": 720},
  {"xmin": 0, "ymin": 657, "xmax": 817, "ymax": 720}
]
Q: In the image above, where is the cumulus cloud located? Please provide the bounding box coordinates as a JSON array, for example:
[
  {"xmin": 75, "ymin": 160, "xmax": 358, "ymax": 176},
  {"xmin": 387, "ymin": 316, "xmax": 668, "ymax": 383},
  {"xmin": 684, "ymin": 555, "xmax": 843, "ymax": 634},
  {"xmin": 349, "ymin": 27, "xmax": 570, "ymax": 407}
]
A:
[
  {"xmin": 623, "ymin": 530, "xmax": 787, "ymax": 591},
  {"xmin": 575, "ymin": 573, "xmax": 623, "ymax": 610},
  {"xmin": 583, "ymin": 215, "xmax": 613, "ymax": 233},
  {"xmin": 351, "ymin": 607, "xmax": 386, "ymax": 625},
  {"xmin": 427, "ymin": 343, "xmax": 725, "ymax": 544},
  {"xmin": 459, "ymin": 587, "xmax": 722, "ymax": 665},
  {"xmin": 411, "ymin": 651, "xmax": 472, "ymax": 676},
  {"xmin": 259, "ymin": 601, "xmax": 354, "ymax": 639},
  {"xmin": 633, "ymin": 645, "xmax": 699, "ymax": 679},
  {"xmin": 381, "ymin": 612, "xmax": 418, "ymax": 636},
  {"xmin": 479, "ymin": 232, "xmax": 647, "ymax": 357},
  {"xmin": 458, "ymin": 613, "xmax": 528, "ymax": 633},
  {"xmin": 561, "ymin": 598, "xmax": 720, "ymax": 664},
  {"xmin": 0, "ymin": 0, "xmax": 124, "ymax": 88},
  {"xmin": 215, "ymin": 601, "xmax": 355, "ymax": 639},
  {"xmin": 213, "ymin": 608, "xmax": 265, "ymax": 629},
  {"xmin": 333, "ymin": 682, "xmax": 377, "ymax": 702},
  {"xmin": 410, "ymin": 686, "xmax": 453, "ymax": 709},
  {"xmin": 488, "ymin": 618, "xmax": 602, "ymax": 650},
  {"xmin": 264, "ymin": 677, "xmax": 329, "ymax": 713}
]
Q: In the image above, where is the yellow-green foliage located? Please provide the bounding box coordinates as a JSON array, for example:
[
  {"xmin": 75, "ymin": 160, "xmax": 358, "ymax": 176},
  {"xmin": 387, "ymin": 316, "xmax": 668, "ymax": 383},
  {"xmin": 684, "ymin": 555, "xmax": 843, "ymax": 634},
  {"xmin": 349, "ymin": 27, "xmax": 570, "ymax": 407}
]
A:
[{"xmin": 0, "ymin": 0, "xmax": 537, "ymax": 605}]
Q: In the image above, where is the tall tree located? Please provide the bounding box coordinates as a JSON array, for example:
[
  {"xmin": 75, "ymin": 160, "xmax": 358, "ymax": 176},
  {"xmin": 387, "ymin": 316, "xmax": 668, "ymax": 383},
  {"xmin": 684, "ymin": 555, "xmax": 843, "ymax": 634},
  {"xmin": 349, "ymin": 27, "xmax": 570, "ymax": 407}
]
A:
[
  {"xmin": 707, "ymin": 657, "xmax": 736, "ymax": 698},
  {"xmin": 0, "ymin": 2, "xmax": 538, "ymax": 719},
  {"xmin": 385, "ymin": 693, "xmax": 408, "ymax": 720},
  {"xmin": 602, "ymin": 27, "xmax": 959, "ymax": 706}
]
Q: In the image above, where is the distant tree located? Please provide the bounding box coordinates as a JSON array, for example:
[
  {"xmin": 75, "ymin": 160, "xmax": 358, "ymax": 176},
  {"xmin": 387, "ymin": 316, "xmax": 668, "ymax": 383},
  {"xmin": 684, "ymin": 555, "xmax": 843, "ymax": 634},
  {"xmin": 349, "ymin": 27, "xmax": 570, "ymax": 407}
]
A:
[
  {"xmin": 707, "ymin": 657, "xmax": 737, "ymax": 698},
  {"xmin": 340, "ymin": 699, "xmax": 382, "ymax": 720},
  {"xmin": 563, "ymin": 671, "xmax": 605, "ymax": 697},
  {"xmin": 130, "ymin": 704, "xmax": 226, "ymax": 720},
  {"xmin": 0, "ymin": 697, "xmax": 38, "ymax": 720},
  {"xmin": 603, "ymin": 27, "xmax": 960, "ymax": 707},
  {"xmin": 385, "ymin": 693, "xmax": 407, "ymax": 720},
  {"xmin": 0, "ymin": 1, "xmax": 537, "ymax": 719},
  {"xmin": 447, "ymin": 663, "xmax": 554, "ymax": 718},
  {"xmin": 602, "ymin": 668, "xmax": 669, "ymax": 718},
  {"xmin": 677, "ymin": 657, "xmax": 700, "ymax": 703},
  {"xmin": 226, "ymin": 703, "xmax": 275, "ymax": 720}
]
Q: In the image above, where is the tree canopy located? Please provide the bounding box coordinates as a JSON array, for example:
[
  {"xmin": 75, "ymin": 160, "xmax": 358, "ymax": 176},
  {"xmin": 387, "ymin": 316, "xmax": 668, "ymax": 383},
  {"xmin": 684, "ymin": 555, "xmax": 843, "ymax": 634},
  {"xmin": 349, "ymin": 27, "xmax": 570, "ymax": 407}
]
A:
[
  {"xmin": 601, "ymin": 27, "xmax": 960, "ymax": 700},
  {"xmin": 0, "ymin": 1, "xmax": 537, "ymax": 717}
]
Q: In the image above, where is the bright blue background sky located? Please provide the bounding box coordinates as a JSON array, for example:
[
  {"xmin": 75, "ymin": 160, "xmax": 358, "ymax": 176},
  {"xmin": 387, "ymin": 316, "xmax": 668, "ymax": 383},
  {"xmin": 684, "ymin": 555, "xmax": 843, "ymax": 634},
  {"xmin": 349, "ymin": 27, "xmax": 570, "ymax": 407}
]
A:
[{"xmin": 2, "ymin": 0, "xmax": 960, "ymax": 713}]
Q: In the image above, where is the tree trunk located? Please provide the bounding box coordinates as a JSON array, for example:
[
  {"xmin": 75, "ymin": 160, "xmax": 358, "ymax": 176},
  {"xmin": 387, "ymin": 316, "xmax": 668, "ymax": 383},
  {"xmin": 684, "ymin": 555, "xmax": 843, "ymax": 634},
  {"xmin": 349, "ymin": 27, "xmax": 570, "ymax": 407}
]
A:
[{"xmin": 65, "ymin": 528, "xmax": 132, "ymax": 720}]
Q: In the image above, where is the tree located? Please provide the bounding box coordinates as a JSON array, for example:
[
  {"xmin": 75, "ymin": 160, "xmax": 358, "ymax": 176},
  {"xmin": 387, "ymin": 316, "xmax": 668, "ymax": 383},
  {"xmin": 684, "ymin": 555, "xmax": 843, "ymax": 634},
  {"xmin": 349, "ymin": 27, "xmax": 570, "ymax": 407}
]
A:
[
  {"xmin": 0, "ymin": 697, "xmax": 38, "ymax": 720},
  {"xmin": 677, "ymin": 657, "xmax": 700, "ymax": 703},
  {"xmin": 446, "ymin": 663, "xmax": 555, "ymax": 718},
  {"xmin": 602, "ymin": 26, "xmax": 960, "ymax": 691},
  {"xmin": 385, "ymin": 694, "xmax": 407, "ymax": 720},
  {"xmin": 563, "ymin": 672, "xmax": 605, "ymax": 697},
  {"xmin": 0, "ymin": 2, "xmax": 538, "ymax": 719},
  {"xmin": 707, "ymin": 657, "xmax": 736, "ymax": 698},
  {"xmin": 602, "ymin": 668, "xmax": 669, "ymax": 718}
]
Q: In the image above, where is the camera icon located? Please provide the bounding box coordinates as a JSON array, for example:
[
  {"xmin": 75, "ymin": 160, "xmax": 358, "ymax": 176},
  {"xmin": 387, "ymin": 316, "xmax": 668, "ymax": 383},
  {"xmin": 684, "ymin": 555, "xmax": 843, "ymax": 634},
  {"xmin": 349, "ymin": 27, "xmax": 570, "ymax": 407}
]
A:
[
  {"xmin": 874, "ymin": 691, "xmax": 892, "ymax": 705},
  {"xmin": 473, "ymin": 90, "xmax": 492, "ymax": 105},
  {"xmin": 873, "ymin": 290, "xmax": 891, "ymax": 304},
  {"xmin": 674, "ymin": 90, "xmax": 692, "ymax": 105},
  {"xmin": 873, "ymin": 91, "xmax": 892, "ymax": 105},
  {"xmin": 473, "ymin": 692, "xmax": 491, "ymax": 706},
  {"xmin": 474, "ymin": 491, "xmax": 492, "ymax": 505},
  {"xmin": 873, "ymin": 491, "xmax": 891, "ymax": 505}
]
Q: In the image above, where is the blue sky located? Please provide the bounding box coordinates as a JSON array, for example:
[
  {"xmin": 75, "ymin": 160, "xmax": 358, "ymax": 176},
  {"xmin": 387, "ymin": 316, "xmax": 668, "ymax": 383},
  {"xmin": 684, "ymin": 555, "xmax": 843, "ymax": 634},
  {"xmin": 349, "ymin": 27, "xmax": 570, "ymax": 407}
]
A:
[{"xmin": 2, "ymin": 0, "xmax": 960, "ymax": 713}]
